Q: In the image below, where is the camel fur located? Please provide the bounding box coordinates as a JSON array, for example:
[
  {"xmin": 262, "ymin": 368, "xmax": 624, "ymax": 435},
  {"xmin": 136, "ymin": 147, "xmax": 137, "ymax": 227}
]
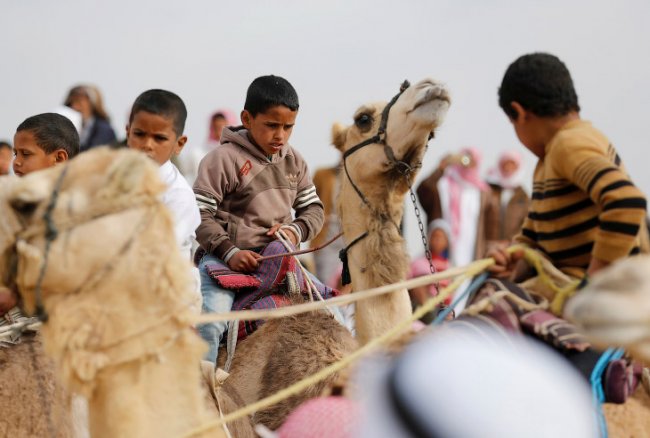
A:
[
  {"xmin": 565, "ymin": 255, "xmax": 650, "ymax": 363},
  {"xmin": 0, "ymin": 149, "xmax": 222, "ymax": 438},
  {"xmin": 331, "ymin": 79, "xmax": 450, "ymax": 345}
]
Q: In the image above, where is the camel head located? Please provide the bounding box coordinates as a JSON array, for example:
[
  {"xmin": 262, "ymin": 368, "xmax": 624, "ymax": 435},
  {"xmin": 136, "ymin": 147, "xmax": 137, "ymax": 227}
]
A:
[
  {"xmin": 0, "ymin": 148, "xmax": 167, "ymax": 316},
  {"xmin": 564, "ymin": 255, "xmax": 650, "ymax": 362},
  {"xmin": 332, "ymin": 79, "xmax": 450, "ymax": 219}
]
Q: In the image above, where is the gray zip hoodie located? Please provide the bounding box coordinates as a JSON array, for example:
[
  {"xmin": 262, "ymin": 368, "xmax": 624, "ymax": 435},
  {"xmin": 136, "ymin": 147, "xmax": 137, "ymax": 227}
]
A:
[{"xmin": 193, "ymin": 127, "xmax": 324, "ymax": 262}]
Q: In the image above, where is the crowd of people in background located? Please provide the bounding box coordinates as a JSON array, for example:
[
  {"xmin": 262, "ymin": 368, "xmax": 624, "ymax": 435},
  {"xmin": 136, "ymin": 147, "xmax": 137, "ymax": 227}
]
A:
[{"xmin": 0, "ymin": 79, "xmax": 536, "ymax": 323}]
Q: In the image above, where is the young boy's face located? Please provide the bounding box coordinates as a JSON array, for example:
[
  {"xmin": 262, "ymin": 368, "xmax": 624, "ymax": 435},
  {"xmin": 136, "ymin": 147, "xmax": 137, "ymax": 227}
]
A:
[
  {"xmin": 12, "ymin": 130, "xmax": 66, "ymax": 177},
  {"xmin": 0, "ymin": 147, "xmax": 12, "ymax": 175},
  {"xmin": 241, "ymin": 105, "xmax": 297, "ymax": 156},
  {"xmin": 126, "ymin": 111, "xmax": 187, "ymax": 166},
  {"xmin": 429, "ymin": 229, "xmax": 449, "ymax": 256}
]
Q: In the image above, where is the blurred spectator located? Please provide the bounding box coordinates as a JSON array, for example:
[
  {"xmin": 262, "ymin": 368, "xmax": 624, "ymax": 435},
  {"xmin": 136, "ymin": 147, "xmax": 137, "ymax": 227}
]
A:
[
  {"xmin": 0, "ymin": 141, "xmax": 12, "ymax": 175},
  {"xmin": 355, "ymin": 326, "xmax": 598, "ymax": 438},
  {"xmin": 180, "ymin": 109, "xmax": 237, "ymax": 184},
  {"xmin": 485, "ymin": 150, "xmax": 530, "ymax": 246},
  {"xmin": 408, "ymin": 219, "xmax": 452, "ymax": 323},
  {"xmin": 311, "ymin": 162, "xmax": 345, "ymax": 283},
  {"xmin": 416, "ymin": 148, "xmax": 497, "ymax": 268},
  {"xmin": 64, "ymin": 84, "xmax": 116, "ymax": 151}
]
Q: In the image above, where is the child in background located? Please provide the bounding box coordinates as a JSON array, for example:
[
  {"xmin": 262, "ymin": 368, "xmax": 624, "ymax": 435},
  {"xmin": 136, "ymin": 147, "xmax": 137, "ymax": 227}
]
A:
[
  {"xmin": 12, "ymin": 113, "xmax": 79, "ymax": 176},
  {"xmin": 408, "ymin": 219, "xmax": 452, "ymax": 323},
  {"xmin": 0, "ymin": 141, "xmax": 13, "ymax": 175},
  {"xmin": 193, "ymin": 75, "xmax": 324, "ymax": 364},
  {"xmin": 1, "ymin": 113, "xmax": 80, "ymax": 320},
  {"xmin": 125, "ymin": 89, "xmax": 201, "ymax": 311}
]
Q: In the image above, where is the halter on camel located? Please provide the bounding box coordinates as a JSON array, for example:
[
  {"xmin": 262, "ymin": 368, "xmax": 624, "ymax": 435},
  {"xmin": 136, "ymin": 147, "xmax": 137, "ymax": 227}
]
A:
[{"xmin": 338, "ymin": 80, "xmax": 435, "ymax": 285}]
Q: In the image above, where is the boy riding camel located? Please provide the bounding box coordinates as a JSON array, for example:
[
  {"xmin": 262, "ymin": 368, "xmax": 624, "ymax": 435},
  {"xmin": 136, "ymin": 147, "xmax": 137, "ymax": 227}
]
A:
[
  {"xmin": 193, "ymin": 75, "xmax": 325, "ymax": 364},
  {"xmin": 486, "ymin": 52, "xmax": 648, "ymax": 403}
]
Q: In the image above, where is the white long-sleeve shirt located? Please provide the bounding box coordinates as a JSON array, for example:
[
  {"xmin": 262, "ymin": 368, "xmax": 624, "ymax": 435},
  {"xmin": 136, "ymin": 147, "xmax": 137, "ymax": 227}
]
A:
[
  {"xmin": 160, "ymin": 161, "xmax": 202, "ymax": 312},
  {"xmin": 160, "ymin": 160, "xmax": 201, "ymax": 261}
]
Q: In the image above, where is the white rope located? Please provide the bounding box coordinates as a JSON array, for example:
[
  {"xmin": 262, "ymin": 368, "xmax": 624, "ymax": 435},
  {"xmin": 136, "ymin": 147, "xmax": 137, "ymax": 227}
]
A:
[
  {"xmin": 0, "ymin": 308, "xmax": 41, "ymax": 344},
  {"xmin": 190, "ymin": 260, "xmax": 482, "ymax": 325},
  {"xmin": 275, "ymin": 229, "xmax": 328, "ymax": 305}
]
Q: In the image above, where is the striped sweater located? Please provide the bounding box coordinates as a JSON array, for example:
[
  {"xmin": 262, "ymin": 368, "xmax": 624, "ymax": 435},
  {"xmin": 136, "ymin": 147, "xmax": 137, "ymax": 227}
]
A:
[{"xmin": 515, "ymin": 120, "xmax": 648, "ymax": 278}]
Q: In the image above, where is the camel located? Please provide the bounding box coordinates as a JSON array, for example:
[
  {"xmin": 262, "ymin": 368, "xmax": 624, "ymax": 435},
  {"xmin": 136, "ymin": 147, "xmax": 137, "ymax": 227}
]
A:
[
  {"xmin": 331, "ymin": 79, "xmax": 450, "ymax": 344},
  {"xmin": 0, "ymin": 150, "xmax": 231, "ymax": 438}
]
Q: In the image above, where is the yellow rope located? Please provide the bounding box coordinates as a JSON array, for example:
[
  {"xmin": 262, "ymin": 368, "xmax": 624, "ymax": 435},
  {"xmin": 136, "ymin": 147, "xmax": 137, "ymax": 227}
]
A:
[
  {"xmin": 183, "ymin": 258, "xmax": 493, "ymax": 437},
  {"xmin": 520, "ymin": 247, "xmax": 581, "ymax": 315}
]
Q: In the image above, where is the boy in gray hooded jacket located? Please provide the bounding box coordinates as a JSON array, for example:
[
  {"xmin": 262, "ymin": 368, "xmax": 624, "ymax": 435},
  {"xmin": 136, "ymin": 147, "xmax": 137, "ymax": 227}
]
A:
[{"xmin": 193, "ymin": 75, "xmax": 324, "ymax": 363}]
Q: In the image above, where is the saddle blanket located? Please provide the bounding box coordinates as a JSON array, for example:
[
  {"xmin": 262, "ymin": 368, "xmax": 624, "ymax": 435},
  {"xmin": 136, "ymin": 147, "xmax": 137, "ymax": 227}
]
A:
[{"xmin": 204, "ymin": 241, "xmax": 339, "ymax": 340}]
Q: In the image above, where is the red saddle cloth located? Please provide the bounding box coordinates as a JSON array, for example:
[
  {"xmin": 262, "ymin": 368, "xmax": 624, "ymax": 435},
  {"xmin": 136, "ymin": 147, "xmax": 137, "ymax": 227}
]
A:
[{"xmin": 204, "ymin": 241, "xmax": 339, "ymax": 340}]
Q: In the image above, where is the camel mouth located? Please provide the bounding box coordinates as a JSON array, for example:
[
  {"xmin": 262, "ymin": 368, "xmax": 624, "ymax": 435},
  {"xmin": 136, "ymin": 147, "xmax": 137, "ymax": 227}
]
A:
[{"xmin": 412, "ymin": 85, "xmax": 450, "ymax": 111}]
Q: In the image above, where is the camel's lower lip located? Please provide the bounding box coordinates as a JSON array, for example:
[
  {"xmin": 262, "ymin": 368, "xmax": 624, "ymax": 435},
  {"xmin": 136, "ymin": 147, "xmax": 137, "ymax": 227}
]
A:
[{"xmin": 413, "ymin": 89, "xmax": 450, "ymax": 110}]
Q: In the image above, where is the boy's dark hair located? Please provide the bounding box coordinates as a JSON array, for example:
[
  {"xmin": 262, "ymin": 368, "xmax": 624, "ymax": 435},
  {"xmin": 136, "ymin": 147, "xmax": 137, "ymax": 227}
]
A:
[
  {"xmin": 16, "ymin": 113, "xmax": 80, "ymax": 158},
  {"xmin": 498, "ymin": 53, "xmax": 580, "ymax": 119},
  {"xmin": 0, "ymin": 141, "xmax": 12, "ymax": 151},
  {"xmin": 211, "ymin": 112, "xmax": 227, "ymax": 122},
  {"xmin": 129, "ymin": 89, "xmax": 187, "ymax": 136},
  {"xmin": 244, "ymin": 75, "xmax": 299, "ymax": 116}
]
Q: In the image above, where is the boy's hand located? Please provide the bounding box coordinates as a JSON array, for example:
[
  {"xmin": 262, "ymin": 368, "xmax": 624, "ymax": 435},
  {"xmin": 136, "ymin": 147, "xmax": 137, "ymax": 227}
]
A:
[
  {"xmin": 587, "ymin": 257, "xmax": 610, "ymax": 276},
  {"xmin": 227, "ymin": 250, "xmax": 261, "ymax": 273},
  {"xmin": 267, "ymin": 224, "xmax": 299, "ymax": 247},
  {"xmin": 0, "ymin": 286, "xmax": 17, "ymax": 315},
  {"xmin": 486, "ymin": 246, "xmax": 525, "ymax": 278}
]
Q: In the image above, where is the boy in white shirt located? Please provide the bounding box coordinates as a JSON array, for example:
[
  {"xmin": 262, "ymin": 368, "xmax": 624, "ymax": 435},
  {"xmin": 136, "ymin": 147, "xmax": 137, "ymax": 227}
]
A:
[{"xmin": 126, "ymin": 89, "xmax": 201, "ymax": 310}]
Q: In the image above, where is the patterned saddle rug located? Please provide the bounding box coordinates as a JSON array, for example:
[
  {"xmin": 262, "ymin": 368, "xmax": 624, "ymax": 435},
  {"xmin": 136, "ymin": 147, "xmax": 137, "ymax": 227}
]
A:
[{"xmin": 204, "ymin": 241, "xmax": 339, "ymax": 340}]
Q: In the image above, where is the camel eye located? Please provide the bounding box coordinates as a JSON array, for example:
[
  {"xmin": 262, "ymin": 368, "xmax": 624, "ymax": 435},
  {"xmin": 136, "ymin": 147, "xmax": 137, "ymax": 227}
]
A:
[{"xmin": 354, "ymin": 113, "xmax": 373, "ymax": 131}]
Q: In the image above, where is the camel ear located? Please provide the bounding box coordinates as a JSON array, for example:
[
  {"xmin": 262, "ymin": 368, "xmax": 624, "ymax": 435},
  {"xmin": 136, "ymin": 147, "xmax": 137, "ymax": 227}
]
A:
[
  {"xmin": 331, "ymin": 123, "xmax": 348, "ymax": 152},
  {"xmin": 101, "ymin": 150, "xmax": 162, "ymax": 198},
  {"xmin": 9, "ymin": 175, "xmax": 52, "ymax": 218}
]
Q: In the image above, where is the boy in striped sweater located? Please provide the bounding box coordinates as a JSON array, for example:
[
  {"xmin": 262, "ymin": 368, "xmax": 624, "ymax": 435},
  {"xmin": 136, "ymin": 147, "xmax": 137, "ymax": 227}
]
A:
[
  {"xmin": 193, "ymin": 75, "xmax": 324, "ymax": 363},
  {"xmin": 490, "ymin": 52, "xmax": 648, "ymax": 285},
  {"xmin": 488, "ymin": 53, "xmax": 648, "ymax": 403}
]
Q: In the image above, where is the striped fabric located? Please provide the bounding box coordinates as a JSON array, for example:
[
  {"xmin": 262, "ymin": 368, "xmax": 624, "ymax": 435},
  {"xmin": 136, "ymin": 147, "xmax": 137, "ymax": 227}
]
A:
[
  {"xmin": 204, "ymin": 241, "xmax": 339, "ymax": 341},
  {"xmin": 195, "ymin": 192, "xmax": 217, "ymax": 214},
  {"xmin": 515, "ymin": 120, "xmax": 648, "ymax": 278},
  {"xmin": 293, "ymin": 185, "xmax": 320, "ymax": 210}
]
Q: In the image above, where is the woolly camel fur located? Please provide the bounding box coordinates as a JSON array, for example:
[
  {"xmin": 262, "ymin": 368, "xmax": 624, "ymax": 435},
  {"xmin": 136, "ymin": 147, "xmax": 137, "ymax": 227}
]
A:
[
  {"xmin": 331, "ymin": 78, "xmax": 450, "ymax": 345},
  {"xmin": 0, "ymin": 150, "xmax": 226, "ymax": 438}
]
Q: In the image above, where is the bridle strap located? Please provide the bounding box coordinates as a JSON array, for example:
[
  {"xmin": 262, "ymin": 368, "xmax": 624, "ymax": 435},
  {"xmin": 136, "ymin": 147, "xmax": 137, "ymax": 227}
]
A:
[
  {"xmin": 33, "ymin": 164, "xmax": 70, "ymax": 322},
  {"xmin": 338, "ymin": 231, "xmax": 369, "ymax": 286},
  {"xmin": 342, "ymin": 80, "xmax": 411, "ymax": 209}
]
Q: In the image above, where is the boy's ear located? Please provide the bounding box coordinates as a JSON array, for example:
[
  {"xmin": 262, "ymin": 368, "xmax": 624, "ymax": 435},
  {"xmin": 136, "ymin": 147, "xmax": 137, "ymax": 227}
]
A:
[
  {"xmin": 241, "ymin": 110, "xmax": 251, "ymax": 129},
  {"xmin": 175, "ymin": 135, "xmax": 188, "ymax": 155},
  {"xmin": 125, "ymin": 124, "xmax": 130, "ymax": 140},
  {"xmin": 331, "ymin": 123, "xmax": 348, "ymax": 152},
  {"xmin": 510, "ymin": 101, "xmax": 527, "ymax": 123},
  {"xmin": 54, "ymin": 149, "xmax": 69, "ymax": 163}
]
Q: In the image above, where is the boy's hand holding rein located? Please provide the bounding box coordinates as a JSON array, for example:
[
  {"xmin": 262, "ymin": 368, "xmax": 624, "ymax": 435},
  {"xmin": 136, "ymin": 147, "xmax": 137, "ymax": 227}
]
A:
[
  {"xmin": 486, "ymin": 245, "xmax": 525, "ymax": 279},
  {"xmin": 228, "ymin": 250, "xmax": 261, "ymax": 272},
  {"xmin": 267, "ymin": 223, "xmax": 300, "ymax": 247}
]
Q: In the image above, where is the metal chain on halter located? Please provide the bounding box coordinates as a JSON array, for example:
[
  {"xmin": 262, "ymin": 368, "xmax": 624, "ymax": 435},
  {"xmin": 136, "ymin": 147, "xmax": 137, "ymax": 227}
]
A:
[{"xmin": 408, "ymin": 184, "xmax": 440, "ymax": 292}]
